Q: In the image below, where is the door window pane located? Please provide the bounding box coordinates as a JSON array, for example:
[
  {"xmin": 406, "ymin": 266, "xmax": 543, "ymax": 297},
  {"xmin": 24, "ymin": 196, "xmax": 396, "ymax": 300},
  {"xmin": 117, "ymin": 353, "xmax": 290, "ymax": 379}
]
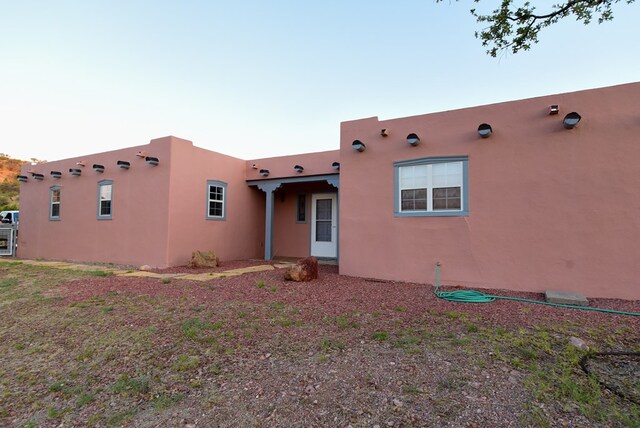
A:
[{"xmin": 315, "ymin": 199, "xmax": 332, "ymax": 242}]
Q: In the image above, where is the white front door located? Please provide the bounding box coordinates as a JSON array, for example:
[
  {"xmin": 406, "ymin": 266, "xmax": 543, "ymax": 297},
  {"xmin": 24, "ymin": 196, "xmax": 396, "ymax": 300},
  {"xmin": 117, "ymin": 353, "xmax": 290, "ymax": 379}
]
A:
[{"xmin": 310, "ymin": 193, "xmax": 337, "ymax": 258}]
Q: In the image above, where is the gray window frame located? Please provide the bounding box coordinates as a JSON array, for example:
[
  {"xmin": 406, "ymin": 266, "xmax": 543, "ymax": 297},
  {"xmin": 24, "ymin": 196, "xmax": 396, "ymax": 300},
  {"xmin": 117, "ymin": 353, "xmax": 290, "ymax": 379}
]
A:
[
  {"xmin": 97, "ymin": 179, "xmax": 113, "ymax": 220},
  {"xmin": 394, "ymin": 156, "xmax": 469, "ymax": 217},
  {"xmin": 206, "ymin": 180, "xmax": 227, "ymax": 220},
  {"xmin": 296, "ymin": 193, "xmax": 307, "ymax": 223},
  {"xmin": 49, "ymin": 185, "xmax": 61, "ymax": 221}
]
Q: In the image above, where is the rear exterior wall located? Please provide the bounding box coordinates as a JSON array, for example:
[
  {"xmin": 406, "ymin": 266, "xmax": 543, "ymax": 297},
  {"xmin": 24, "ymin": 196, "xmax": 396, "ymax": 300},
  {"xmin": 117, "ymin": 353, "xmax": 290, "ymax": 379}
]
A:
[
  {"xmin": 338, "ymin": 83, "xmax": 640, "ymax": 299},
  {"xmin": 18, "ymin": 139, "xmax": 173, "ymax": 267}
]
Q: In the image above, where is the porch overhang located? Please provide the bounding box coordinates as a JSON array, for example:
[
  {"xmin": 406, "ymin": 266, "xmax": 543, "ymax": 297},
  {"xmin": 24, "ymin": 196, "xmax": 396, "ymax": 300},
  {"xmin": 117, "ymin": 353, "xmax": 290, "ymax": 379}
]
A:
[{"xmin": 247, "ymin": 174, "xmax": 339, "ymax": 260}]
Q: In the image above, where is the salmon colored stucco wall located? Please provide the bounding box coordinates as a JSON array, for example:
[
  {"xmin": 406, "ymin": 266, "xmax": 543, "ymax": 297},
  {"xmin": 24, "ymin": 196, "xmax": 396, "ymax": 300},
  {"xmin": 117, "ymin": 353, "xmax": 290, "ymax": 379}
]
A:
[
  {"xmin": 339, "ymin": 82, "xmax": 640, "ymax": 299},
  {"xmin": 247, "ymin": 150, "xmax": 340, "ymax": 180},
  {"xmin": 18, "ymin": 138, "xmax": 173, "ymax": 267},
  {"xmin": 163, "ymin": 137, "xmax": 264, "ymax": 266}
]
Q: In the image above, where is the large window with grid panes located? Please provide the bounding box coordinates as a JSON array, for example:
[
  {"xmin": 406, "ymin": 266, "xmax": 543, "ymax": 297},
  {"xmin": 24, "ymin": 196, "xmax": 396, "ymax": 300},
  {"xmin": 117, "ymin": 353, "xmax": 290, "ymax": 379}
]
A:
[{"xmin": 394, "ymin": 156, "xmax": 468, "ymax": 216}]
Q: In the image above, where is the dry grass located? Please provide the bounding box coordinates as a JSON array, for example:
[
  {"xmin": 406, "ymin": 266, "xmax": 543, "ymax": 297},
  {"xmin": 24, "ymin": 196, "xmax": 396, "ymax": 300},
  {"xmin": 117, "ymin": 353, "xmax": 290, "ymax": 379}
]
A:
[{"xmin": 0, "ymin": 260, "xmax": 638, "ymax": 427}]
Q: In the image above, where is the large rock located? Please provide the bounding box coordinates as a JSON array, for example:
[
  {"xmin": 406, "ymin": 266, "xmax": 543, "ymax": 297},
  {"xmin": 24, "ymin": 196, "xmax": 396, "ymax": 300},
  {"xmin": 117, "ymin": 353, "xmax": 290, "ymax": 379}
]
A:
[
  {"xmin": 284, "ymin": 256, "xmax": 318, "ymax": 282},
  {"xmin": 188, "ymin": 250, "xmax": 219, "ymax": 268}
]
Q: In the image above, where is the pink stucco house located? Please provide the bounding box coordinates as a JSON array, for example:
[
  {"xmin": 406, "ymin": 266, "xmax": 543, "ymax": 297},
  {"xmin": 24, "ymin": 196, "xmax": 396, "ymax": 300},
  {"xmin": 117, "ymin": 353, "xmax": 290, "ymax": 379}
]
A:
[{"xmin": 17, "ymin": 82, "xmax": 640, "ymax": 299}]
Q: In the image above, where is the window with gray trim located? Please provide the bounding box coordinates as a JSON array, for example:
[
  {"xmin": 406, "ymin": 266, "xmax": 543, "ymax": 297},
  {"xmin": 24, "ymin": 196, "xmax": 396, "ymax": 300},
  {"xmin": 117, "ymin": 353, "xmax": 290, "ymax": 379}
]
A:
[
  {"xmin": 97, "ymin": 180, "xmax": 113, "ymax": 219},
  {"xmin": 207, "ymin": 180, "xmax": 227, "ymax": 220},
  {"xmin": 296, "ymin": 193, "xmax": 306, "ymax": 223},
  {"xmin": 395, "ymin": 156, "xmax": 468, "ymax": 217},
  {"xmin": 50, "ymin": 186, "xmax": 61, "ymax": 220}
]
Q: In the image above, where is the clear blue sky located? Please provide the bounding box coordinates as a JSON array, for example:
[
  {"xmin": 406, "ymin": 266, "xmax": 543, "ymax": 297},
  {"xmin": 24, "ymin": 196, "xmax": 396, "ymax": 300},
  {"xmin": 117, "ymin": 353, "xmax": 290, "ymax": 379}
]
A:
[{"xmin": 2, "ymin": 1, "xmax": 638, "ymax": 162}]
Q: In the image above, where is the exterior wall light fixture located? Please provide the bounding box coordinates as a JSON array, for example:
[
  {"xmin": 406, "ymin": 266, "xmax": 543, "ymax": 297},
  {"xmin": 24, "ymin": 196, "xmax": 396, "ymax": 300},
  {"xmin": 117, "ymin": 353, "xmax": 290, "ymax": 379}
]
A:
[
  {"xmin": 549, "ymin": 105, "xmax": 559, "ymax": 115},
  {"xmin": 50, "ymin": 171, "xmax": 62, "ymax": 179},
  {"xmin": 17, "ymin": 175, "xmax": 28, "ymax": 182},
  {"xmin": 294, "ymin": 165, "xmax": 304, "ymax": 173},
  {"xmin": 332, "ymin": 162, "xmax": 340, "ymax": 170},
  {"xmin": 407, "ymin": 133, "xmax": 420, "ymax": 146},
  {"xmin": 145, "ymin": 156, "xmax": 159, "ymax": 166},
  {"xmin": 381, "ymin": 129, "xmax": 389, "ymax": 137},
  {"xmin": 69, "ymin": 168, "xmax": 82, "ymax": 176},
  {"xmin": 259, "ymin": 169, "xmax": 270, "ymax": 177},
  {"xmin": 117, "ymin": 160, "xmax": 130, "ymax": 169},
  {"xmin": 352, "ymin": 140, "xmax": 366, "ymax": 152},
  {"xmin": 563, "ymin": 112, "xmax": 581, "ymax": 129},
  {"xmin": 478, "ymin": 123, "xmax": 492, "ymax": 138},
  {"xmin": 93, "ymin": 164, "xmax": 105, "ymax": 173}
]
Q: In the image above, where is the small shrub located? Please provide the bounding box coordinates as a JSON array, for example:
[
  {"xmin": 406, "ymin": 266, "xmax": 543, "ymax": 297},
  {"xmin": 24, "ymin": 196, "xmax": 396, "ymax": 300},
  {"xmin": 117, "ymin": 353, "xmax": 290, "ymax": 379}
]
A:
[
  {"xmin": 91, "ymin": 270, "xmax": 113, "ymax": 277},
  {"xmin": 320, "ymin": 338, "xmax": 345, "ymax": 352},
  {"xmin": 181, "ymin": 318, "xmax": 222, "ymax": 339},
  {"xmin": 372, "ymin": 331, "xmax": 389, "ymax": 341},
  {"xmin": 48, "ymin": 381, "xmax": 65, "ymax": 392},
  {"xmin": 152, "ymin": 392, "xmax": 184, "ymax": 411},
  {"xmin": 172, "ymin": 354, "xmax": 200, "ymax": 372},
  {"xmin": 112, "ymin": 374, "xmax": 150, "ymax": 395},
  {"xmin": 47, "ymin": 406, "xmax": 63, "ymax": 418},
  {"xmin": 76, "ymin": 392, "xmax": 94, "ymax": 407},
  {"xmin": 255, "ymin": 280, "xmax": 266, "ymax": 289},
  {"xmin": 335, "ymin": 315, "xmax": 357, "ymax": 329},
  {"xmin": 161, "ymin": 278, "xmax": 171, "ymax": 284}
]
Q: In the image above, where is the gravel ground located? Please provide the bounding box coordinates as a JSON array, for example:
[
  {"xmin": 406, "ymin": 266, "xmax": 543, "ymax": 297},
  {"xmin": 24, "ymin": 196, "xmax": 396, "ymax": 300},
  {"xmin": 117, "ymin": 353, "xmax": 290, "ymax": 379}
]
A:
[{"xmin": 3, "ymin": 261, "xmax": 639, "ymax": 427}]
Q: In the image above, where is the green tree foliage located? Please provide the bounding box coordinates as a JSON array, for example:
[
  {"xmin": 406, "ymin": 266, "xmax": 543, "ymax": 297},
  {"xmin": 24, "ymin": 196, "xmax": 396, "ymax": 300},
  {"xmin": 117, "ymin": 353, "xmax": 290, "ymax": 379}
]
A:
[
  {"xmin": 439, "ymin": 0, "xmax": 635, "ymax": 57},
  {"xmin": 0, "ymin": 154, "xmax": 27, "ymax": 211}
]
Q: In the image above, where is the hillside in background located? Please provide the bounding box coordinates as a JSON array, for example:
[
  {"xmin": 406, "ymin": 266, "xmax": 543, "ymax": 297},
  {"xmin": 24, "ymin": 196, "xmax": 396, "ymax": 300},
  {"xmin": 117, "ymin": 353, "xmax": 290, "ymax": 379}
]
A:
[{"xmin": 0, "ymin": 154, "xmax": 28, "ymax": 211}]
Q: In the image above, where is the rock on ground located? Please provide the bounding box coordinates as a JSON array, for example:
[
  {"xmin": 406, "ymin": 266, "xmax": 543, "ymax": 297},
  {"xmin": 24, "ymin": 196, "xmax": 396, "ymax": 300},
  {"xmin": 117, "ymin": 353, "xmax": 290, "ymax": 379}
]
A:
[
  {"xmin": 284, "ymin": 256, "xmax": 318, "ymax": 282},
  {"xmin": 188, "ymin": 250, "xmax": 219, "ymax": 268}
]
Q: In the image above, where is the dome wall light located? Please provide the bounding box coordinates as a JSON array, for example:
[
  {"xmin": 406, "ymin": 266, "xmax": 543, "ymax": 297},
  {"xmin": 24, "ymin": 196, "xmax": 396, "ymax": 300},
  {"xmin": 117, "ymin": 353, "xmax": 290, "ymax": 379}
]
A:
[
  {"xmin": 50, "ymin": 171, "xmax": 62, "ymax": 179},
  {"xmin": 381, "ymin": 128, "xmax": 389, "ymax": 137},
  {"xmin": 32, "ymin": 173, "xmax": 44, "ymax": 181},
  {"xmin": 69, "ymin": 168, "xmax": 82, "ymax": 176},
  {"xmin": 352, "ymin": 140, "xmax": 366, "ymax": 152},
  {"xmin": 332, "ymin": 162, "xmax": 340, "ymax": 170},
  {"xmin": 76, "ymin": 161, "xmax": 86, "ymax": 167},
  {"xmin": 117, "ymin": 160, "xmax": 130, "ymax": 169},
  {"xmin": 549, "ymin": 105, "xmax": 559, "ymax": 115},
  {"xmin": 407, "ymin": 133, "xmax": 420, "ymax": 146},
  {"xmin": 136, "ymin": 151, "xmax": 146, "ymax": 158},
  {"xmin": 93, "ymin": 164, "xmax": 105, "ymax": 173},
  {"xmin": 17, "ymin": 175, "xmax": 28, "ymax": 182},
  {"xmin": 294, "ymin": 165, "xmax": 304, "ymax": 173},
  {"xmin": 145, "ymin": 156, "xmax": 159, "ymax": 166},
  {"xmin": 478, "ymin": 123, "xmax": 492, "ymax": 138},
  {"xmin": 563, "ymin": 112, "xmax": 581, "ymax": 129},
  {"xmin": 259, "ymin": 169, "xmax": 270, "ymax": 177}
]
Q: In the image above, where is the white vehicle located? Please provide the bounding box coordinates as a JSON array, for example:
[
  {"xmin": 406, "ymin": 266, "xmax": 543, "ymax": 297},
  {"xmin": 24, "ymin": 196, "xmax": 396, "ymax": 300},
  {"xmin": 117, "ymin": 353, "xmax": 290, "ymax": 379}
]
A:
[{"xmin": 0, "ymin": 210, "xmax": 19, "ymax": 225}]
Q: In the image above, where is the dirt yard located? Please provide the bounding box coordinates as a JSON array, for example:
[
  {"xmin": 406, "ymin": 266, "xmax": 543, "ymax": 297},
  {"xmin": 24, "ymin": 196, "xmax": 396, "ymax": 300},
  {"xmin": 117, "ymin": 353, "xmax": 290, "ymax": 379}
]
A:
[{"xmin": 0, "ymin": 260, "xmax": 639, "ymax": 427}]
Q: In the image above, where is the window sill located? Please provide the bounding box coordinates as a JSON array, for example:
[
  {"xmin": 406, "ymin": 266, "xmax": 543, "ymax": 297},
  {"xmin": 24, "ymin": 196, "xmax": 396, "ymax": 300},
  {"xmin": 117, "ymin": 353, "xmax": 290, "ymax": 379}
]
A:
[{"xmin": 394, "ymin": 210, "xmax": 468, "ymax": 217}]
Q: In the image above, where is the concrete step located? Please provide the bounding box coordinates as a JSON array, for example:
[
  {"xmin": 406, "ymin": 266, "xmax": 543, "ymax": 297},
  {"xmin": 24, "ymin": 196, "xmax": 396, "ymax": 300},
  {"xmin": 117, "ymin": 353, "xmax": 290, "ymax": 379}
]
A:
[{"xmin": 545, "ymin": 290, "xmax": 589, "ymax": 307}]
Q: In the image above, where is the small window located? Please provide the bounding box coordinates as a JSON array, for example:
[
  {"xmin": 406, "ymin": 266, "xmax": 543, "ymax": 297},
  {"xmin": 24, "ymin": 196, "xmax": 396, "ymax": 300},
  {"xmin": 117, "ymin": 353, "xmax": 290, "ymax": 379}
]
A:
[
  {"xmin": 50, "ymin": 186, "xmax": 61, "ymax": 220},
  {"xmin": 206, "ymin": 180, "xmax": 227, "ymax": 220},
  {"xmin": 97, "ymin": 180, "xmax": 113, "ymax": 219},
  {"xmin": 395, "ymin": 156, "xmax": 468, "ymax": 217},
  {"xmin": 296, "ymin": 193, "xmax": 307, "ymax": 223}
]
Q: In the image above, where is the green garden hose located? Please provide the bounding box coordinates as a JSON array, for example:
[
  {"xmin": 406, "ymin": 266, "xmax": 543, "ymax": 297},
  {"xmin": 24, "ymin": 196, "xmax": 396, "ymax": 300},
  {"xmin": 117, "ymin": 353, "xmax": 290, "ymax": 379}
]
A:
[{"xmin": 433, "ymin": 262, "xmax": 640, "ymax": 317}]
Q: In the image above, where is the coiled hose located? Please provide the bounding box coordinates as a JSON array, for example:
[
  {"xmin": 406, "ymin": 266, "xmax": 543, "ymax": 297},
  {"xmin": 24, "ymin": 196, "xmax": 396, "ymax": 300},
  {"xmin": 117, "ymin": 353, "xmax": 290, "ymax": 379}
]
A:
[{"xmin": 433, "ymin": 262, "xmax": 640, "ymax": 317}]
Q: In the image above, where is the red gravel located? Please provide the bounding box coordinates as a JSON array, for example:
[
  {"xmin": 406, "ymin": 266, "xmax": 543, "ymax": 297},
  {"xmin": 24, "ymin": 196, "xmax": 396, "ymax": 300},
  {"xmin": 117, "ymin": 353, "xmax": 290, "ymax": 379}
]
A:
[{"xmin": 58, "ymin": 262, "xmax": 640, "ymax": 330}]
